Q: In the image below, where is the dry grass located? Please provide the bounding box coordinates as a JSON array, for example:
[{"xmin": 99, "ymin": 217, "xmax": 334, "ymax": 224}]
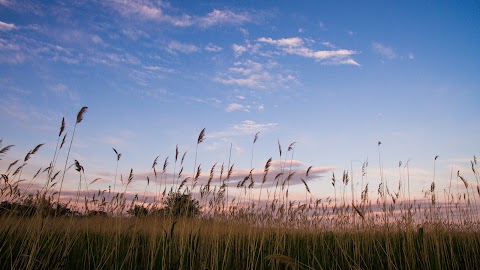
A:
[{"xmin": 1, "ymin": 107, "xmax": 480, "ymax": 269}]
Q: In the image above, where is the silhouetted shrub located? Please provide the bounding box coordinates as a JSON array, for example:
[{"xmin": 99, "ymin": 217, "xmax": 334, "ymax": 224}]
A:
[
  {"xmin": 163, "ymin": 191, "xmax": 200, "ymax": 218},
  {"xmin": 127, "ymin": 205, "xmax": 148, "ymax": 217}
]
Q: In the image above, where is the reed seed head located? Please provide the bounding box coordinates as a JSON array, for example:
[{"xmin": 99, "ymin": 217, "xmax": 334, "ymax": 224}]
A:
[
  {"xmin": 197, "ymin": 128, "xmax": 206, "ymax": 144},
  {"xmin": 58, "ymin": 117, "xmax": 65, "ymax": 137},
  {"xmin": 76, "ymin": 106, "xmax": 88, "ymax": 124}
]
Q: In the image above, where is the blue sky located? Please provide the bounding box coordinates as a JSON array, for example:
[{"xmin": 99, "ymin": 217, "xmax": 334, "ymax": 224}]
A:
[{"xmin": 1, "ymin": 0, "xmax": 479, "ymax": 202}]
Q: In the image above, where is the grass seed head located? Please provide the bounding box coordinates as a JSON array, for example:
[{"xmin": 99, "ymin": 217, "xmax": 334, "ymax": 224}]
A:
[
  {"xmin": 76, "ymin": 106, "xmax": 88, "ymax": 124},
  {"xmin": 197, "ymin": 128, "xmax": 206, "ymax": 144},
  {"xmin": 59, "ymin": 117, "xmax": 65, "ymax": 137}
]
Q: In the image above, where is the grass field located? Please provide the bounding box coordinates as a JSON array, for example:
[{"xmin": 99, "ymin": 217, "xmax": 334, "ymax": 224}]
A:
[
  {"xmin": 1, "ymin": 107, "xmax": 479, "ymax": 269},
  {"xmin": 1, "ymin": 215, "xmax": 480, "ymax": 270}
]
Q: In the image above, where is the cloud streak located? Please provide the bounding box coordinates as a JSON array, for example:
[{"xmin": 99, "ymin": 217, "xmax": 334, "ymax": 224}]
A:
[
  {"xmin": 50, "ymin": 83, "xmax": 78, "ymax": 101},
  {"xmin": 167, "ymin": 41, "xmax": 199, "ymax": 54},
  {"xmin": 0, "ymin": 0, "xmax": 43, "ymax": 15},
  {"xmin": 372, "ymin": 42, "xmax": 397, "ymax": 60},
  {"xmin": 0, "ymin": 21, "xmax": 16, "ymax": 31},
  {"xmin": 233, "ymin": 120, "xmax": 277, "ymax": 134},
  {"xmin": 214, "ymin": 60, "xmax": 298, "ymax": 89},
  {"xmin": 0, "ymin": 38, "xmax": 25, "ymax": 64},
  {"xmin": 209, "ymin": 120, "xmax": 278, "ymax": 139},
  {"xmin": 232, "ymin": 44, "xmax": 247, "ymax": 57},
  {"xmin": 225, "ymin": 103, "xmax": 248, "ymax": 112},
  {"xmin": 258, "ymin": 36, "xmax": 359, "ymax": 65},
  {"xmin": 205, "ymin": 43, "xmax": 222, "ymax": 52},
  {"xmin": 198, "ymin": 9, "xmax": 251, "ymax": 28},
  {"xmin": 108, "ymin": 1, "xmax": 251, "ymax": 28}
]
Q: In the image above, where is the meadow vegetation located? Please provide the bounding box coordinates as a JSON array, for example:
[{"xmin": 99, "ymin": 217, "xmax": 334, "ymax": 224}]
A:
[{"xmin": 1, "ymin": 107, "xmax": 479, "ymax": 269}]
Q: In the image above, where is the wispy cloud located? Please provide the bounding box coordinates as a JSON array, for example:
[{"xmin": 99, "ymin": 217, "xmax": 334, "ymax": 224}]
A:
[
  {"xmin": 167, "ymin": 40, "xmax": 199, "ymax": 54},
  {"xmin": 198, "ymin": 9, "xmax": 251, "ymax": 28},
  {"xmin": 107, "ymin": 0, "xmax": 192, "ymax": 26},
  {"xmin": 143, "ymin": 65, "xmax": 175, "ymax": 74},
  {"xmin": 232, "ymin": 44, "xmax": 247, "ymax": 57},
  {"xmin": 231, "ymin": 39, "xmax": 261, "ymax": 58},
  {"xmin": 0, "ymin": 0, "xmax": 43, "ymax": 15},
  {"xmin": 226, "ymin": 102, "xmax": 248, "ymax": 112},
  {"xmin": 210, "ymin": 120, "xmax": 278, "ymax": 138},
  {"xmin": 319, "ymin": 21, "xmax": 327, "ymax": 31},
  {"xmin": 128, "ymin": 158, "xmax": 332, "ymax": 191},
  {"xmin": 91, "ymin": 51, "xmax": 139, "ymax": 65},
  {"xmin": 205, "ymin": 43, "xmax": 222, "ymax": 52},
  {"xmin": 372, "ymin": 42, "xmax": 397, "ymax": 60},
  {"xmin": 91, "ymin": 34, "xmax": 105, "ymax": 45},
  {"xmin": 0, "ymin": 0, "xmax": 11, "ymax": 7},
  {"xmin": 0, "ymin": 21, "xmax": 16, "ymax": 31},
  {"xmin": 0, "ymin": 38, "xmax": 20, "ymax": 50},
  {"xmin": 0, "ymin": 28, "xmax": 88, "ymax": 65},
  {"xmin": 216, "ymin": 161, "xmax": 334, "ymax": 188},
  {"xmin": 258, "ymin": 36, "xmax": 359, "ymax": 65},
  {"xmin": 0, "ymin": 38, "xmax": 25, "ymax": 64},
  {"xmin": 224, "ymin": 96, "xmax": 265, "ymax": 113},
  {"xmin": 108, "ymin": 1, "xmax": 251, "ymax": 28},
  {"xmin": 321, "ymin": 41, "xmax": 336, "ymax": 49},
  {"xmin": 109, "ymin": 0, "xmax": 164, "ymax": 20},
  {"xmin": 214, "ymin": 60, "xmax": 298, "ymax": 89},
  {"xmin": 50, "ymin": 83, "xmax": 78, "ymax": 101},
  {"xmin": 258, "ymin": 37, "xmax": 303, "ymax": 47},
  {"xmin": 233, "ymin": 120, "xmax": 277, "ymax": 134}
]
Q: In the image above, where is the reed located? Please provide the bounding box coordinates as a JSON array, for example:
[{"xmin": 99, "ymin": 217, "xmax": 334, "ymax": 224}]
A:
[
  {"xmin": 0, "ymin": 109, "xmax": 479, "ymax": 269},
  {"xmin": 57, "ymin": 106, "xmax": 88, "ymax": 207}
]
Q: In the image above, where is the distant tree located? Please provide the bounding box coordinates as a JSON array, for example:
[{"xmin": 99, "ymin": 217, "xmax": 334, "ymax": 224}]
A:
[
  {"xmin": 0, "ymin": 201, "xmax": 35, "ymax": 217},
  {"xmin": 163, "ymin": 191, "xmax": 200, "ymax": 218},
  {"xmin": 127, "ymin": 205, "xmax": 148, "ymax": 217},
  {"xmin": 0, "ymin": 194, "xmax": 74, "ymax": 217}
]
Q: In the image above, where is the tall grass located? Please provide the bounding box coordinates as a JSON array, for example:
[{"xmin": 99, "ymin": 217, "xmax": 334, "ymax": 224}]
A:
[
  {"xmin": 0, "ymin": 109, "xmax": 479, "ymax": 269},
  {"xmin": 57, "ymin": 107, "xmax": 88, "ymax": 206},
  {"xmin": 1, "ymin": 216, "xmax": 480, "ymax": 269}
]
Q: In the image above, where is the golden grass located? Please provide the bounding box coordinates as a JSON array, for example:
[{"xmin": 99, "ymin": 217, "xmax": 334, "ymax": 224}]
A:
[{"xmin": 1, "ymin": 107, "xmax": 480, "ymax": 269}]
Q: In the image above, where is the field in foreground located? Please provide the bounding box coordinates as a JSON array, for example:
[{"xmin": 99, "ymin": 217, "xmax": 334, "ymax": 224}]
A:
[{"xmin": 1, "ymin": 215, "xmax": 479, "ymax": 270}]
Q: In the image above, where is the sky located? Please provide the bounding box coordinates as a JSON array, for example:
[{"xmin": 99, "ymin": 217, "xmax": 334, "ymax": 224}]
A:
[{"xmin": 1, "ymin": 0, "xmax": 479, "ymax": 204}]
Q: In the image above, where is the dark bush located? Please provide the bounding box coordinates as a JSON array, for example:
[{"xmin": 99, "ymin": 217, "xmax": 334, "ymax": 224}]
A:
[
  {"xmin": 163, "ymin": 191, "xmax": 200, "ymax": 218},
  {"xmin": 0, "ymin": 194, "xmax": 74, "ymax": 217},
  {"xmin": 127, "ymin": 205, "xmax": 148, "ymax": 217}
]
